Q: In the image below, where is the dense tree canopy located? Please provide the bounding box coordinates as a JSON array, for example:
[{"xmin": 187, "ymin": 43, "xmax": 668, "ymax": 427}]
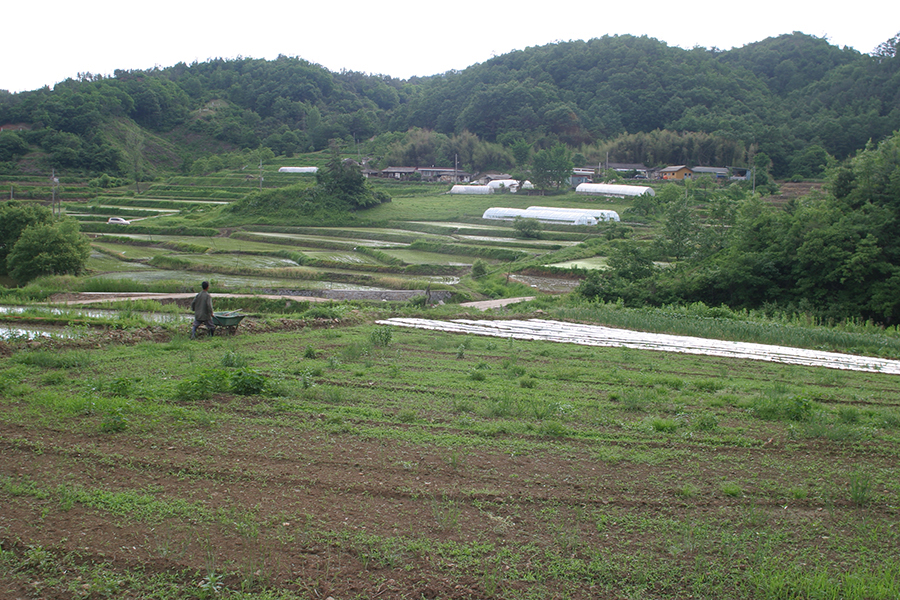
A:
[
  {"xmin": 6, "ymin": 219, "xmax": 91, "ymax": 283},
  {"xmin": 1, "ymin": 31, "xmax": 898, "ymax": 178},
  {"xmin": 578, "ymin": 130, "xmax": 900, "ymax": 324},
  {"xmin": 0, "ymin": 202, "xmax": 54, "ymax": 276}
]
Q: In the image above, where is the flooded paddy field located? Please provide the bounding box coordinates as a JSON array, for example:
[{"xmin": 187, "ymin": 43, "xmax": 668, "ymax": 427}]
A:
[
  {"xmin": 87, "ymin": 252, "xmax": 155, "ymax": 273},
  {"xmin": 290, "ymin": 226, "xmax": 456, "ymax": 243},
  {"xmin": 302, "ymin": 251, "xmax": 381, "ymax": 264},
  {"xmin": 238, "ymin": 231, "xmax": 403, "ymax": 248},
  {"xmin": 164, "ymin": 254, "xmax": 303, "ymax": 269},
  {"xmin": 455, "ymin": 234, "xmax": 578, "ymax": 248},
  {"xmin": 547, "ymin": 256, "xmax": 610, "ymax": 270},
  {"xmin": 84, "ymin": 270, "xmax": 388, "ymax": 290},
  {"xmin": 379, "ymin": 249, "xmax": 483, "ymax": 266},
  {"xmin": 509, "ymin": 274, "xmax": 582, "ymax": 293},
  {"xmin": 0, "ymin": 324, "xmax": 72, "ymax": 340}
]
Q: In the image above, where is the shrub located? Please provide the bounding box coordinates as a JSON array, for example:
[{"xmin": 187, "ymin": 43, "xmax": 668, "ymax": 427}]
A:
[
  {"xmin": 513, "ymin": 217, "xmax": 542, "ymax": 239},
  {"xmin": 230, "ymin": 369, "xmax": 267, "ymax": 396},
  {"xmin": 173, "ymin": 369, "xmax": 230, "ymax": 401},
  {"xmin": 471, "ymin": 259, "xmax": 488, "ymax": 278}
]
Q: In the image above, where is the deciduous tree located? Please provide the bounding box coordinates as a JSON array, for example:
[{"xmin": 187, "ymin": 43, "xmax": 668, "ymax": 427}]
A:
[{"xmin": 6, "ymin": 219, "xmax": 91, "ymax": 283}]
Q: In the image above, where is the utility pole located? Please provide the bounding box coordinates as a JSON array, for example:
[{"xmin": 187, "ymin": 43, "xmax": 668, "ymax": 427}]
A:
[{"xmin": 258, "ymin": 158, "xmax": 263, "ymax": 191}]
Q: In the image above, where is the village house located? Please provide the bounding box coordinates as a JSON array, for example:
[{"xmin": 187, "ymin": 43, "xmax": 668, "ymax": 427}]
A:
[{"xmin": 658, "ymin": 165, "xmax": 693, "ymax": 180}]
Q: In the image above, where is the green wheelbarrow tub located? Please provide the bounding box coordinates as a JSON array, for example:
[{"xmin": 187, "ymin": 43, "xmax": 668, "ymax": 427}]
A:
[{"xmin": 211, "ymin": 311, "xmax": 246, "ymax": 334}]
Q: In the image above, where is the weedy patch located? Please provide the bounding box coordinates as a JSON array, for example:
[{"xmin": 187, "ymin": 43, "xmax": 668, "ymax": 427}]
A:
[
  {"xmin": 2, "ymin": 311, "xmax": 899, "ymax": 599},
  {"xmin": 369, "ymin": 326, "xmax": 393, "ymax": 348}
]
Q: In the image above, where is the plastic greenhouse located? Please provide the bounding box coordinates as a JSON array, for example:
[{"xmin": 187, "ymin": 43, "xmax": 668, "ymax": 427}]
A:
[
  {"xmin": 482, "ymin": 207, "xmax": 597, "ymax": 226},
  {"xmin": 278, "ymin": 167, "xmax": 318, "ymax": 173},
  {"xmin": 486, "ymin": 179, "xmax": 534, "ymax": 192},
  {"xmin": 482, "ymin": 207, "xmax": 528, "ymax": 220},
  {"xmin": 450, "ymin": 185, "xmax": 494, "ymax": 194},
  {"xmin": 526, "ymin": 206, "xmax": 620, "ymax": 222},
  {"xmin": 575, "ymin": 183, "xmax": 654, "ymax": 197}
]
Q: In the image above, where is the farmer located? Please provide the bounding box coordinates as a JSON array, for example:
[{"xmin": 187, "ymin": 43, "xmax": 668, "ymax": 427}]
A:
[{"xmin": 190, "ymin": 281, "xmax": 216, "ymax": 338}]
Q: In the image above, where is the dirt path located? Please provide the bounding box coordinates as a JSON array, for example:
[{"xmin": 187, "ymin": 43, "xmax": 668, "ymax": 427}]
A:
[
  {"xmin": 379, "ymin": 317, "xmax": 900, "ymax": 375},
  {"xmin": 458, "ymin": 296, "xmax": 535, "ymax": 310}
]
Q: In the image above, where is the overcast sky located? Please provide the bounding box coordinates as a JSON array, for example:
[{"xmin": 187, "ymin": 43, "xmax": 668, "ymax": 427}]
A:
[{"xmin": 3, "ymin": 0, "xmax": 898, "ymax": 94}]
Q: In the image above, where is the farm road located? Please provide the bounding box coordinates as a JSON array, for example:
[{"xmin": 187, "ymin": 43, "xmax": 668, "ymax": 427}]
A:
[{"xmin": 379, "ymin": 317, "xmax": 900, "ymax": 375}]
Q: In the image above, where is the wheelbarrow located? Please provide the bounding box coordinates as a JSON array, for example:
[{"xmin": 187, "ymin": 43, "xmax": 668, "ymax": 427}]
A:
[{"xmin": 211, "ymin": 310, "xmax": 246, "ymax": 335}]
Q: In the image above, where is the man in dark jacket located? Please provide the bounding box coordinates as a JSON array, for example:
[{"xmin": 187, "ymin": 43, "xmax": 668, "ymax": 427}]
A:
[{"xmin": 190, "ymin": 281, "xmax": 216, "ymax": 338}]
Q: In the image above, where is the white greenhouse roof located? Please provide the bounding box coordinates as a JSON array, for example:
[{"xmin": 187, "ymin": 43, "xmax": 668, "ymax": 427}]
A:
[
  {"xmin": 483, "ymin": 207, "xmax": 597, "ymax": 226},
  {"xmin": 278, "ymin": 167, "xmax": 318, "ymax": 173},
  {"xmin": 482, "ymin": 207, "xmax": 528, "ymax": 219},
  {"xmin": 486, "ymin": 179, "xmax": 534, "ymax": 191},
  {"xmin": 575, "ymin": 183, "xmax": 654, "ymax": 197},
  {"xmin": 450, "ymin": 185, "xmax": 494, "ymax": 194},
  {"xmin": 526, "ymin": 206, "xmax": 620, "ymax": 222}
]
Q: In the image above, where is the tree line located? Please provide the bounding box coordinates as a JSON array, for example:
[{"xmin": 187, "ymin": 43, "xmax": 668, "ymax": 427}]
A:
[
  {"xmin": 1, "ymin": 32, "xmax": 898, "ymax": 179},
  {"xmin": 576, "ymin": 130, "xmax": 900, "ymax": 325}
]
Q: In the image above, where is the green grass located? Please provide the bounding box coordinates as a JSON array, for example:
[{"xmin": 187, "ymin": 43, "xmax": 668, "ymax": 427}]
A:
[
  {"xmin": 3, "ymin": 158, "xmax": 900, "ymax": 598},
  {"xmin": 1, "ymin": 320, "xmax": 899, "ymax": 598}
]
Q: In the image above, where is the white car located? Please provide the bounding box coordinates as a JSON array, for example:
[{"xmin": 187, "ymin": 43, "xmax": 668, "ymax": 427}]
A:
[{"xmin": 107, "ymin": 217, "xmax": 130, "ymax": 225}]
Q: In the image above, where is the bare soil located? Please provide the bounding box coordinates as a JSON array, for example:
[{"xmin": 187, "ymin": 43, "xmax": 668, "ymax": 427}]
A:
[{"xmin": 4, "ymin": 415, "xmax": 893, "ymax": 600}]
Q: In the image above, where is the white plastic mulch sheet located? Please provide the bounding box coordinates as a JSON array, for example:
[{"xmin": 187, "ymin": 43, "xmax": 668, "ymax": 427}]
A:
[{"xmin": 377, "ymin": 318, "xmax": 900, "ymax": 375}]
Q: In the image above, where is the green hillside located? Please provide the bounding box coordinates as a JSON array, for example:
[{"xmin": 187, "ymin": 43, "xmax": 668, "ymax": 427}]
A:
[{"xmin": 1, "ymin": 32, "xmax": 899, "ymax": 180}]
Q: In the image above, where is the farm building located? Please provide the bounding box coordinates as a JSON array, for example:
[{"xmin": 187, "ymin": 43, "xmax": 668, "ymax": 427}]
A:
[
  {"xmin": 450, "ymin": 185, "xmax": 494, "ymax": 195},
  {"xmin": 575, "ymin": 183, "xmax": 655, "ymax": 198},
  {"xmin": 606, "ymin": 162, "xmax": 649, "ymax": 177},
  {"xmin": 486, "ymin": 179, "xmax": 534, "ymax": 192},
  {"xmin": 482, "ymin": 207, "xmax": 598, "ymax": 226},
  {"xmin": 527, "ymin": 206, "xmax": 620, "ymax": 222},
  {"xmin": 692, "ymin": 166, "xmax": 729, "ymax": 179},
  {"xmin": 570, "ymin": 168, "xmax": 595, "ymax": 186},
  {"xmin": 278, "ymin": 167, "xmax": 318, "ymax": 173},
  {"xmin": 658, "ymin": 166, "xmax": 692, "ymax": 180}
]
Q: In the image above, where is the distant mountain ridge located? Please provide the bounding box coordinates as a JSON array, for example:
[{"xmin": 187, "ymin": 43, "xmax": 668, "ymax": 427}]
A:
[{"xmin": 0, "ymin": 31, "xmax": 897, "ymax": 178}]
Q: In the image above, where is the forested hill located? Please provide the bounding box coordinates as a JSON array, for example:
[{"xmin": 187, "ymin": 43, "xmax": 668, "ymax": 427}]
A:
[{"xmin": 1, "ymin": 32, "xmax": 898, "ymax": 178}]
